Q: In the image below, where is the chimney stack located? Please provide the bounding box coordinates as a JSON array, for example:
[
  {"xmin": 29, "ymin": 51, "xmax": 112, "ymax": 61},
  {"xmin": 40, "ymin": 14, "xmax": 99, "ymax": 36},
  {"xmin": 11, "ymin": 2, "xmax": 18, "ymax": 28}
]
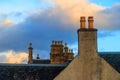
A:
[
  {"xmin": 88, "ymin": 16, "xmax": 94, "ymax": 29},
  {"xmin": 80, "ymin": 16, "xmax": 86, "ymax": 29},
  {"xmin": 78, "ymin": 16, "xmax": 97, "ymax": 55}
]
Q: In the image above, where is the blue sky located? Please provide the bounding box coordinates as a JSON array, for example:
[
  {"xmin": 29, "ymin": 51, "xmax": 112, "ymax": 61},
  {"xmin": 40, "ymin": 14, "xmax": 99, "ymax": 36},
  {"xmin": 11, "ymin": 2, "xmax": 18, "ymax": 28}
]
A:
[
  {"xmin": 0, "ymin": 0, "xmax": 120, "ymax": 63},
  {"xmin": 91, "ymin": 0, "xmax": 120, "ymax": 7}
]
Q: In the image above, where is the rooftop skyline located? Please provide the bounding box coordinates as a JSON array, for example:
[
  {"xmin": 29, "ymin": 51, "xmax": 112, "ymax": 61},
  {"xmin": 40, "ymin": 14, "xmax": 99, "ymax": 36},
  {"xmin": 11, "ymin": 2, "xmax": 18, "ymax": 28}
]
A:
[{"xmin": 0, "ymin": 0, "xmax": 120, "ymax": 63}]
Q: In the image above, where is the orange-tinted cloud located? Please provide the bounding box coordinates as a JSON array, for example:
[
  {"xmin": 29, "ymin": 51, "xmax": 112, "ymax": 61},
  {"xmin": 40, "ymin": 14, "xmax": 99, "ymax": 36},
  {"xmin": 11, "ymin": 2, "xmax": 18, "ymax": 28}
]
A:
[
  {"xmin": 0, "ymin": 19, "xmax": 14, "ymax": 26},
  {"xmin": 0, "ymin": 50, "xmax": 28, "ymax": 63},
  {"xmin": 52, "ymin": 0, "xmax": 104, "ymax": 24}
]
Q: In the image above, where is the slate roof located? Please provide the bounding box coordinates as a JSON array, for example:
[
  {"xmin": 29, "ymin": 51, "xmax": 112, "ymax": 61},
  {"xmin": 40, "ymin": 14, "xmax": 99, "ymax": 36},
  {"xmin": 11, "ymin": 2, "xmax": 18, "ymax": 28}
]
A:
[
  {"xmin": 0, "ymin": 52, "xmax": 120, "ymax": 80},
  {"xmin": 0, "ymin": 63, "xmax": 67, "ymax": 80},
  {"xmin": 32, "ymin": 59, "xmax": 50, "ymax": 64},
  {"xmin": 99, "ymin": 52, "xmax": 120, "ymax": 73}
]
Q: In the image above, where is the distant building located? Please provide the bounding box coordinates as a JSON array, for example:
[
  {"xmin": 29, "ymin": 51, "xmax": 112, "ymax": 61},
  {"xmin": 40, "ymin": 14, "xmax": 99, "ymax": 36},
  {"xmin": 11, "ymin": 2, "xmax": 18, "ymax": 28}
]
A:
[
  {"xmin": 50, "ymin": 41, "xmax": 74, "ymax": 64},
  {"xmin": 28, "ymin": 41, "xmax": 74, "ymax": 64}
]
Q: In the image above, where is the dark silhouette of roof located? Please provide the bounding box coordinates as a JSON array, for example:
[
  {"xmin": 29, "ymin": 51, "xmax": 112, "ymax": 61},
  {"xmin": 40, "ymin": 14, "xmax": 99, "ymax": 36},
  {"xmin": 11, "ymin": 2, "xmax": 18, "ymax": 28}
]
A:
[
  {"xmin": 0, "ymin": 64, "xmax": 67, "ymax": 80},
  {"xmin": 32, "ymin": 59, "xmax": 50, "ymax": 64},
  {"xmin": 0, "ymin": 53, "xmax": 120, "ymax": 80},
  {"xmin": 99, "ymin": 52, "xmax": 120, "ymax": 73}
]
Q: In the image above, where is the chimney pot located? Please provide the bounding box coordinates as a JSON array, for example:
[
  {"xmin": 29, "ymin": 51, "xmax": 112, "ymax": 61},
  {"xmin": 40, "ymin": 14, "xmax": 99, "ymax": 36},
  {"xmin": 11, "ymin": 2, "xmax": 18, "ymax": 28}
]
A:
[
  {"xmin": 52, "ymin": 40, "xmax": 55, "ymax": 45},
  {"xmin": 80, "ymin": 16, "xmax": 86, "ymax": 29},
  {"xmin": 88, "ymin": 16, "xmax": 94, "ymax": 29},
  {"xmin": 58, "ymin": 41, "xmax": 61, "ymax": 45}
]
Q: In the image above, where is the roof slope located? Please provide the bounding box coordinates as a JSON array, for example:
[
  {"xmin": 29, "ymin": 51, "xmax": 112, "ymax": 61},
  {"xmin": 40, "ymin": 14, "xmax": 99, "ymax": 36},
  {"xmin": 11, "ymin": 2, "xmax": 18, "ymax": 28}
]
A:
[
  {"xmin": 0, "ymin": 64, "xmax": 66, "ymax": 80},
  {"xmin": 54, "ymin": 52, "xmax": 120, "ymax": 80},
  {"xmin": 100, "ymin": 53, "xmax": 120, "ymax": 73}
]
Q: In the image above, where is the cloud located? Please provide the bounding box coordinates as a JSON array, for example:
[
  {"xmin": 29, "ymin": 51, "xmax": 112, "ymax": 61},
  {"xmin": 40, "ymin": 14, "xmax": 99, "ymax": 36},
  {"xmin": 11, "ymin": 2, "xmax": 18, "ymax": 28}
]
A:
[
  {"xmin": 0, "ymin": 14, "xmax": 7, "ymax": 21},
  {"xmin": 0, "ymin": 50, "xmax": 28, "ymax": 63},
  {"xmin": 0, "ymin": 11, "xmax": 27, "ymax": 24},
  {"xmin": 0, "ymin": 7, "xmax": 77, "ymax": 56},
  {"xmin": 53, "ymin": 0, "xmax": 103, "ymax": 25},
  {"xmin": 0, "ymin": 0, "xmax": 120, "ymax": 60},
  {"xmin": 13, "ymin": 12, "xmax": 23, "ymax": 17},
  {"xmin": 0, "ymin": 54, "xmax": 7, "ymax": 62},
  {"xmin": 95, "ymin": 3, "xmax": 120, "ymax": 30},
  {"xmin": 0, "ymin": 19, "xmax": 14, "ymax": 26}
]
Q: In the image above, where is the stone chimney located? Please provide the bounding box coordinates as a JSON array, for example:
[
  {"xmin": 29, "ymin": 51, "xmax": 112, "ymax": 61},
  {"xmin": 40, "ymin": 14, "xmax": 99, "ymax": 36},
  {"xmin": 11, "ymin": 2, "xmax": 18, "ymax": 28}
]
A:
[{"xmin": 78, "ymin": 16, "xmax": 97, "ymax": 55}]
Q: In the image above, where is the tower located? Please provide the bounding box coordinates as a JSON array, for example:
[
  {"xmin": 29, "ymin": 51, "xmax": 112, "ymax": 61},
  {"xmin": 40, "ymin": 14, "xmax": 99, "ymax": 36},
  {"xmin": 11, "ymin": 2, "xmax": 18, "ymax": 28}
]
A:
[{"xmin": 28, "ymin": 43, "xmax": 33, "ymax": 63}]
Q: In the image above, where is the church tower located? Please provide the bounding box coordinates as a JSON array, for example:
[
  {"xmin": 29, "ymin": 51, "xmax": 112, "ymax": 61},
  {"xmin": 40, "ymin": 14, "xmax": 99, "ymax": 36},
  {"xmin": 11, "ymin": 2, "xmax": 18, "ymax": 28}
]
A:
[{"xmin": 28, "ymin": 43, "xmax": 33, "ymax": 63}]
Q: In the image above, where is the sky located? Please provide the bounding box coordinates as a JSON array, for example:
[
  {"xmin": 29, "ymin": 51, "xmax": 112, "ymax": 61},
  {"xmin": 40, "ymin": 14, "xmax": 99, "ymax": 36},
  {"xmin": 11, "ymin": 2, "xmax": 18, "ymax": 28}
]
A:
[{"xmin": 0, "ymin": 0, "xmax": 120, "ymax": 63}]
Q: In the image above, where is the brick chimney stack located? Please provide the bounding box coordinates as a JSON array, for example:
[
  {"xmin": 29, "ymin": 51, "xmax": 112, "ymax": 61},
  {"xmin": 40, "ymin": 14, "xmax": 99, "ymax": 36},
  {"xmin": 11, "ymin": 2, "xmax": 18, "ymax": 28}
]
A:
[{"xmin": 78, "ymin": 16, "xmax": 97, "ymax": 55}]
